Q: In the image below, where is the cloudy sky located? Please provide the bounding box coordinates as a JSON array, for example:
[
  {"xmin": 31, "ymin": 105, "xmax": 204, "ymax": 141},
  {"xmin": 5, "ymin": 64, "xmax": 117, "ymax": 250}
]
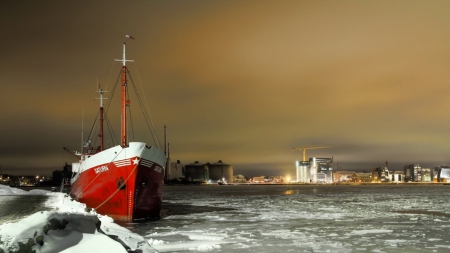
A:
[{"xmin": 1, "ymin": 0, "xmax": 450, "ymax": 177}]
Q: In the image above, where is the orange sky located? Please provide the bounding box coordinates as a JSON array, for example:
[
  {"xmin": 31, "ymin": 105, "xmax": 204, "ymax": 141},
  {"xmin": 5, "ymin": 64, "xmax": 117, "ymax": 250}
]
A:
[{"xmin": 1, "ymin": 1, "xmax": 450, "ymax": 176}]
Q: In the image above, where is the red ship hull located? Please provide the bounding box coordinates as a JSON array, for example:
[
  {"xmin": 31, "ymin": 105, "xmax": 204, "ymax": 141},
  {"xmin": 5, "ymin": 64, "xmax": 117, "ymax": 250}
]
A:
[{"xmin": 70, "ymin": 143, "xmax": 166, "ymax": 221}]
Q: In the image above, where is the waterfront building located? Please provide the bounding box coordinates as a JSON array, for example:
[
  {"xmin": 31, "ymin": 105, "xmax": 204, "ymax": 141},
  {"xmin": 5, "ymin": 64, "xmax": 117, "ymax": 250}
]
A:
[
  {"xmin": 420, "ymin": 168, "xmax": 432, "ymax": 182},
  {"xmin": 404, "ymin": 164, "xmax": 420, "ymax": 182},
  {"xmin": 433, "ymin": 167, "xmax": 440, "ymax": 182},
  {"xmin": 263, "ymin": 176, "xmax": 278, "ymax": 183},
  {"xmin": 372, "ymin": 167, "xmax": 390, "ymax": 183},
  {"xmin": 391, "ymin": 171, "xmax": 404, "ymax": 183},
  {"xmin": 295, "ymin": 157, "xmax": 333, "ymax": 183},
  {"xmin": 251, "ymin": 176, "xmax": 265, "ymax": 183},
  {"xmin": 233, "ymin": 174, "xmax": 247, "ymax": 183},
  {"xmin": 436, "ymin": 166, "xmax": 450, "ymax": 182},
  {"xmin": 352, "ymin": 173, "xmax": 372, "ymax": 183},
  {"xmin": 317, "ymin": 172, "xmax": 326, "ymax": 183},
  {"xmin": 185, "ymin": 161, "xmax": 209, "ymax": 182},
  {"xmin": 333, "ymin": 171, "xmax": 355, "ymax": 183},
  {"xmin": 166, "ymin": 160, "xmax": 184, "ymax": 181},
  {"xmin": 404, "ymin": 164, "xmax": 433, "ymax": 182},
  {"xmin": 180, "ymin": 160, "xmax": 234, "ymax": 183}
]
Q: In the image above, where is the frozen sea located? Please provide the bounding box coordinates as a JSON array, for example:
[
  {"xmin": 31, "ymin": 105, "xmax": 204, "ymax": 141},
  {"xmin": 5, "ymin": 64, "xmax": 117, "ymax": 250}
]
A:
[{"xmin": 127, "ymin": 184, "xmax": 450, "ymax": 252}]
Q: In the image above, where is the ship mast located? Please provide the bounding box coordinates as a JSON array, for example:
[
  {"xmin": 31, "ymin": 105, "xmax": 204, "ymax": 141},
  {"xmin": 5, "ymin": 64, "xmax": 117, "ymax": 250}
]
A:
[
  {"xmin": 95, "ymin": 83, "xmax": 107, "ymax": 151},
  {"xmin": 115, "ymin": 43, "xmax": 134, "ymax": 147}
]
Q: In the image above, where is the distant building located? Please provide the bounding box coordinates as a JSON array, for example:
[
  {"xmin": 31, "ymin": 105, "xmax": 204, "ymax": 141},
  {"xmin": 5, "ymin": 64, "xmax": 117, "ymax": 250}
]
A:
[
  {"xmin": 433, "ymin": 167, "xmax": 440, "ymax": 182},
  {"xmin": 18, "ymin": 176, "xmax": 36, "ymax": 186},
  {"xmin": 209, "ymin": 160, "xmax": 233, "ymax": 183},
  {"xmin": 166, "ymin": 160, "xmax": 184, "ymax": 181},
  {"xmin": 372, "ymin": 167, "xmax": 390, "ymax": 183},
  {"xmin": 275, "ymin": 176, "xmax": 284, "ymax": 183},
  {"xmin": 251, "ymin": 176, "xmax": 265, "ymax": 183},
  {"xmin": 233, "ymin": 174, "xmax": 247, "ymax": 183},
  {"xmin": 181, "ymin": 160, "xmax": 234, "ymax": 183},
  {"xmin": 420, "ymin": 168, "xmax": 433, "ymax": 182},
  {"xmin": 296, "ymin": 161, "xmax": 310, "ymax": 183},
  {"xmin": 264, "ymin": 176, "xmax": 285, "ymax": 183},
  {"xmin": 333, "ymin": 171, "xmax": 355, "ymax": 183},
  {"xmin": 185, "ymin": 161, "xmax": 209, "ymax": 182},
  {"xmin": 295, "ymin": 157, "xmax": 333, "ymax": 183},
  {"xmin": 404, "ymin": 164, "xmax": 433, "ymax": 182},
  {"xmin": 391, "ymin": 171, "xmax": 404, "ymax": 183},
  {"xmin": 404, "ymin": 164, "xmax": 420, "ymax": 182},
  {"xmin": 53, "ymin": 162, "xmax": 72, "ymax": 185},
  {"xmin": 0, "ymin": 174, "xmax": 11, "ymax": 185},
  {"xmin": 352, "ymin": 173, "xmax": 372, "ymax": 183},
  {"xmin": 436, "ymin": 166, "xmax": 450, "ymax": 182}
]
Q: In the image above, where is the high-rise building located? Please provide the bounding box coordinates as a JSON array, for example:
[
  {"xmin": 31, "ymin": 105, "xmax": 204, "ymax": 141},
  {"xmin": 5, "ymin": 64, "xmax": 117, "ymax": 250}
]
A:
[
  {"xmin": 404, "ymin": 164, "xmax": 420, "ymax": 182},
  {"xmin": 372, "ymin": 167, "xmax": 390, "ymax": 182},
  {"xmin": 404, "ymin": 164, "xmax": 433, "ymax": 182},
  {"xmin": 420, "ymin": 168, "xmax": 432, "ymax": 182},
  {"xmin": 295, "ymin": 157, "xmax": 333, "ymax": 183}
]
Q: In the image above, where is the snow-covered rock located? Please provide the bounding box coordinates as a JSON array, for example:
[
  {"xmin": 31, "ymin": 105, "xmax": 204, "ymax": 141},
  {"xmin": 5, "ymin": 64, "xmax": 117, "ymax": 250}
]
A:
[{"xmin": 0, "ymin": 186, "xmax": 158, "ymax": 253}]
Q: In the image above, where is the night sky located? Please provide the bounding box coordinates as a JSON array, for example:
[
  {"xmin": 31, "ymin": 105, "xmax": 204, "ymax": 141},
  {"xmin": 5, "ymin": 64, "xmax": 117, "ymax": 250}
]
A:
[{"xmin": 1, "ymin": 1, "xmax": 450, "ymax": 177}]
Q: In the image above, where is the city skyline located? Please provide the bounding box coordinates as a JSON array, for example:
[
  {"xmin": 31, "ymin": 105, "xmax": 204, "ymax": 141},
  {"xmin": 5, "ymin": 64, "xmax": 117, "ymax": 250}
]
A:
[{"xmin": 1, "ymin": 1, "xmax": 450, "ymax": 177}]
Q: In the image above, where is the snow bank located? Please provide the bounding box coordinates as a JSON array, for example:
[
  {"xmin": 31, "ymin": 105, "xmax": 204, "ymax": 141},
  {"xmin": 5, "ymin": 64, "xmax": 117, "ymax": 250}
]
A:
[
  {"xmin": 0, "ymin": 211, "xmax": 125, "ymax": 253},
  {"xmin": 0, "ymin": 185, "xmax": 158, "ymax": 253},
  {"xmin": 0, "ymin": 184, "xmax": 50, "ymax": 196}
]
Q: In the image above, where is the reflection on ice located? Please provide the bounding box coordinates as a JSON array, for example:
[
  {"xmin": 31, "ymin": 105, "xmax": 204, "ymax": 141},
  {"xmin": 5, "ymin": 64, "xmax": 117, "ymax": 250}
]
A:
[
  {"xmin": 347, "ymin": 229, "xmax": 393, "ymax": 235},
  {"xmin": 135, "ymin": 185, "xmax": 450, "ymax": 252}
]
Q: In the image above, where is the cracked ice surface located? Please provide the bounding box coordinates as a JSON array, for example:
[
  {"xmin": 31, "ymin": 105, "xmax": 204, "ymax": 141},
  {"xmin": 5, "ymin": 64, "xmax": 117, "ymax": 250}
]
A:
[{"xmin": 138, "ymin": 185, "xmax": 450, "ymax": 252}]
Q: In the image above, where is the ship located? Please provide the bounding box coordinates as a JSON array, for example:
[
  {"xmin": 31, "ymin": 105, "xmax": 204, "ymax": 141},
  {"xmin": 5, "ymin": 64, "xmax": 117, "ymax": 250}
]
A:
[{"xmin": 67, "ymin": 38, "xmax": 166, "ymax": 221}]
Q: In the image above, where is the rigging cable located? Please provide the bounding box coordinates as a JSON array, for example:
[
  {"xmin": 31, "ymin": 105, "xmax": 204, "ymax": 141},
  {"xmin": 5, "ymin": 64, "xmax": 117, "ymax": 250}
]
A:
[
  {"xmin": 104, "ymin": 70, "xmax": 120, "ymax": 115},
  {"xmin": 99, "ymin": 61, "xmax": 120, "ymax": 147},
  {"xmin": 102, "ymin": 70, "xmax": 122, "ymax": 146},
  {"xmin": 104, "ymin": 114, "xmax": 119, "ymax": 146},
  {"xmin": 104, "ymin": 61, "xmax": 117, "ymax": 94},
  {"xmin": 87, "ymin": 110, "xmax": 100, "ymax": 146},
  {"xmin": 128, "ymin": 66, "xmax": 163, "ymax": 149}
]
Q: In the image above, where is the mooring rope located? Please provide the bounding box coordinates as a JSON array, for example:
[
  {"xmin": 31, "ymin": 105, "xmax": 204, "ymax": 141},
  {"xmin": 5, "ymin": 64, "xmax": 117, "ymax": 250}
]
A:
[
  {"xmin": 73, "ymin": 147, "xmax": 125, "ymax": 200},
  {"xmin": 93, "ymin": 148, "xmax": 145, "ymax": 211}
]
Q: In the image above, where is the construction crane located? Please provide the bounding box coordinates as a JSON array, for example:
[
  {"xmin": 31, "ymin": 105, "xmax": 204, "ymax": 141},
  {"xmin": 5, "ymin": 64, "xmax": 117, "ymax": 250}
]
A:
[{"xmin": 292, "ymin": 145, "xmax": 334, "ymax": 162}]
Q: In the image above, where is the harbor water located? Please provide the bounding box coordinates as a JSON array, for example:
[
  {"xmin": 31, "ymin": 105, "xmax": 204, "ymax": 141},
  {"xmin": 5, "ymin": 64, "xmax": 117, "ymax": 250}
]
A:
[{"xmin": 127, "ymin": 184, "xmax": 450, "ymax": 252}]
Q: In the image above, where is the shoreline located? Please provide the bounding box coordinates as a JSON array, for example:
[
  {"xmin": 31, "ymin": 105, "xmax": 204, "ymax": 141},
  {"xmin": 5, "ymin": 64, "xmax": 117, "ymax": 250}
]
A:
[
  {"xmin": 165, "ymin": 182, "xmax": 450, "ymax": 186},
  {"xmin": 9, "ymin": 183, "xmax": 450, "ymax": 193}
]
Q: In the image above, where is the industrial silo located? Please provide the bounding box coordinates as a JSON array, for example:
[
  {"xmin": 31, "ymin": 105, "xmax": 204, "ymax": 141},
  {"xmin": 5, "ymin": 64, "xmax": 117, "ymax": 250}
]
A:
[
  {"xmin": 209, "ymin": 160, "xmax": 233, "ymax": 183},
  {"xmin": 172, "ymin": 160, "xmax": 185, "ymax": 179},
  {"xmin": 184, "ymin": 161, "xmax": 209, "ymax": 182}
]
